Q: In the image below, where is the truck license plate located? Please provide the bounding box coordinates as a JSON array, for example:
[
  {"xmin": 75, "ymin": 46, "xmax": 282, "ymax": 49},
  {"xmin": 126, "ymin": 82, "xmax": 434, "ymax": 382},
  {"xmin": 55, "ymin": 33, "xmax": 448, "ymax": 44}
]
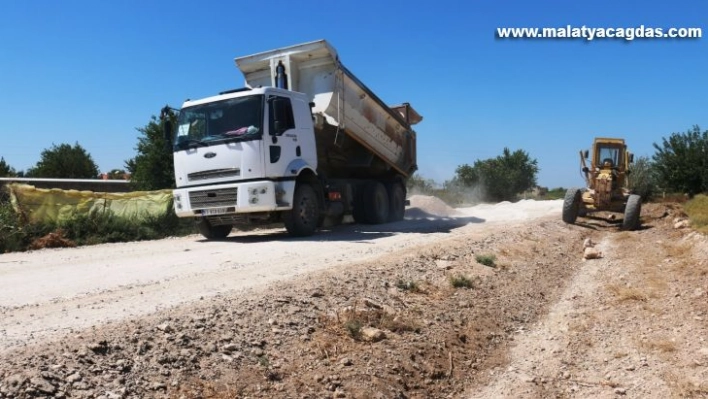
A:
[{"xmin": 202, "ymin": 207, "xmax": 230, "ymax": 216}]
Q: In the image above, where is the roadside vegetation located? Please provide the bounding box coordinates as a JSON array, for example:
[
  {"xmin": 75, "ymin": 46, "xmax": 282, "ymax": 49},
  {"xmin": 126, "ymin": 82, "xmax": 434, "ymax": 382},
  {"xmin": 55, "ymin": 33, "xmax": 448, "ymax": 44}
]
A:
[
  {"xmin": 2, "ymin": 119, "xmax": 707, "ymax": 253},
  {"xmin": 0, "ymin": 196, "xmax": 195, "ymax": 253},
  {"xmin": 684, "ymin": 194, "xmax": 708, "ymax": 233}
]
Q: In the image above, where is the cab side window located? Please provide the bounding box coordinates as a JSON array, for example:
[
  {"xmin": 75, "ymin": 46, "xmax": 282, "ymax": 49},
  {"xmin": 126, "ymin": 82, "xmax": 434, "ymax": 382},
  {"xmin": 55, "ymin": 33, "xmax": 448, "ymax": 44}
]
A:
[{"xmin": 269, "ymin": 96, "xmax": 295, "ymax": 135}]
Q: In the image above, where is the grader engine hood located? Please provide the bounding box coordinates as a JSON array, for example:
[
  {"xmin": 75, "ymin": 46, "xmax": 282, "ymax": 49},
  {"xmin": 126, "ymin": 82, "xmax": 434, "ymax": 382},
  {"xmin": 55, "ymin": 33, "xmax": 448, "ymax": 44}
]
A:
[{"xmin": 593, "ymin": 169, "xmax": 615, "ymax": 208}]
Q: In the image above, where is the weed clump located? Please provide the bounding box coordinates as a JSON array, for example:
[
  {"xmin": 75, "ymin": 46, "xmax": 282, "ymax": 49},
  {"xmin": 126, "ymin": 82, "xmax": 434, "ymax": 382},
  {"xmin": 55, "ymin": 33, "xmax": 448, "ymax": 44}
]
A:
[
  {"xmin": 396, "ymin": 279, "xmax": 420, "ymax": 292},
  {"xmin": 475, "ymin": 254, "xmax": 497, "ymax": 267},
  {"xmin": 684, "ymin": 194, "xmax": 708, "ymax": 233},
  {"xmin": 449, "ymin": 275, "xmax": 473, "ymax": 289}
]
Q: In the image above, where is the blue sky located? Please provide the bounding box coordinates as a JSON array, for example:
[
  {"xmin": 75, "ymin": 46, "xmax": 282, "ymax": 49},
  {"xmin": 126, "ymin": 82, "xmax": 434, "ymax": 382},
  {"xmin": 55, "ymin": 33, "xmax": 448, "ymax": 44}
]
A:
[{"xmin": 0, "ymin": 0, "xmax": 705, "ymax": 188}]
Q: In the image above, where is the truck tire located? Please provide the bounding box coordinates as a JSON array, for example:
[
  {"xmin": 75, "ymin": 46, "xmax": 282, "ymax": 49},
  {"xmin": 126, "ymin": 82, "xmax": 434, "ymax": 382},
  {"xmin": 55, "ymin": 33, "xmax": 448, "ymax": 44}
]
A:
[
  {"xmin": 195, "ymin": 218, "xmax": 232, "ymax": 240},
  {"xmin": 387, "ymin": 182, "xmax": 406, "ymax": 222},
  {"xmin": 364, "ymin": 181, "xmax": 390, "ymax": 224},
  {"xmin": 352, "ymin": 185, "xmax": 367, "ymax": 224},
  {"xmin": 562, "ymin": 188, "xmax": 582, "ymax": 224},
  {"xmin": 284, "ymin": 183, "xmax": 319, "ymax": 237},
  {"xmin": 622, "ymin": 194, "xmax": 642, "ymax": 231}
]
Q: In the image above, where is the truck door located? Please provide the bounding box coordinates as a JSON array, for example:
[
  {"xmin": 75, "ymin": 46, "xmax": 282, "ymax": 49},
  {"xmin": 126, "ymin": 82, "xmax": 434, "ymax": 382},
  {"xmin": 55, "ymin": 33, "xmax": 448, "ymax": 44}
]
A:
[{"xmin": 265, "ymin": 95, "xmax": 300, "ymax": 178}]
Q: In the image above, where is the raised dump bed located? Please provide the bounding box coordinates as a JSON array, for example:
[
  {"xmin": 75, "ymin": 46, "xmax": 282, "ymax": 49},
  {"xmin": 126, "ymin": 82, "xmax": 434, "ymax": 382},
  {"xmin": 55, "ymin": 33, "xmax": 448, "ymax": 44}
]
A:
[{"xmin": 235, "ymin": 39, "xmax": 421, "ymax": 178}]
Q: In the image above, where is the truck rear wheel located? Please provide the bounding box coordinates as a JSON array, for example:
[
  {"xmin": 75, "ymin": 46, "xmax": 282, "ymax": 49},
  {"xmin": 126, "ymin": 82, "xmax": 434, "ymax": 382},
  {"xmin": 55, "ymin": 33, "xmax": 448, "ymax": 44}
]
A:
[
  {"xmin": 562, "ymin": 188, "xmax": 582, "ymax": 224},
  {"xmin": 622, "ymin": 194, "xmax": 642, "ymax": 231},
  {"xmin": 387, "ymin": 182, "xmax": 406, "ymax": 222},
  {"xmin": 284, "ymin": 183, "xmax": 319, "ymax": 237},
  {"xmin": 195, "ymin": 218, "xmax": 232, "ymax": 240},
  {"xmin": 364, "ymin": 181, "xmax": 390, "ymax": 224}
]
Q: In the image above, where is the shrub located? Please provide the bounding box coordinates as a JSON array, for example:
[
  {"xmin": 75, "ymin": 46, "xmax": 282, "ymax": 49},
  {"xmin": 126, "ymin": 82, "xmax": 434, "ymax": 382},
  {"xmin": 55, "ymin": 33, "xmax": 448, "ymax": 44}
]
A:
[
  {"xmin": 344, "ymin": 319, "xmax": 362, "ymax": 339},
  {"xmin": 449, "ymin": 275, "xmax": 473, "ymax": 289},
  {"xmin": 475, "ymin": 254, "xmax": 497, "ymax": 267},
  {"xmin": 684, "ymin": 194, "xmax": 708, "ymax": 233},
  {"xmin": 396, "ymin": 279, "xmax": 419, "ymax": 292}
]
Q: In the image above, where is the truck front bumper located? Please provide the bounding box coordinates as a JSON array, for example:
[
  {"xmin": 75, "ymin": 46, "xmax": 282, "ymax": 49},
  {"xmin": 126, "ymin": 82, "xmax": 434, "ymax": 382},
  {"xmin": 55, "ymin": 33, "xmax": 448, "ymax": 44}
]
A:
[{"xmin": 172, "ymin": 180, "xmax": 289, "ymax": 218}]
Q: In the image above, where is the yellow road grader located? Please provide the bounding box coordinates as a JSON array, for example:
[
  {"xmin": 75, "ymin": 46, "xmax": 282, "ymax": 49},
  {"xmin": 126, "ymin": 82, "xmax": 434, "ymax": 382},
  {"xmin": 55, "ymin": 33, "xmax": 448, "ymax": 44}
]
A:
[{"xmin": 562, "ymin": 137, "xmax": 642, "ymax": 230}]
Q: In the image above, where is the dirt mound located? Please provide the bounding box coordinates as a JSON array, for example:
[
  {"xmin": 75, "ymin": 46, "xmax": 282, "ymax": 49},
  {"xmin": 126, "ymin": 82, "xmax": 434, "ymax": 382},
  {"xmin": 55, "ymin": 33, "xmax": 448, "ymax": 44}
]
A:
[
  {"xmin": 28, "ymin": 229, "xmax": 75, "ymax": 250},
  {"xmin": 407, "ymin": 195, "xmax": 462, "ymax": 218}
]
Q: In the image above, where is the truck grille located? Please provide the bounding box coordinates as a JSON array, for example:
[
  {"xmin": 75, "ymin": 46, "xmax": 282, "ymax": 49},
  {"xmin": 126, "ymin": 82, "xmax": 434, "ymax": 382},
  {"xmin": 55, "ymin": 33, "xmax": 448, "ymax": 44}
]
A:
[
  {"xmin": 188, "ymin": 168, "xmax": 240, "ymax": 181},
  {"xmin": 189, "ymin": 188, "xmax": 238, "ymax": 208}
]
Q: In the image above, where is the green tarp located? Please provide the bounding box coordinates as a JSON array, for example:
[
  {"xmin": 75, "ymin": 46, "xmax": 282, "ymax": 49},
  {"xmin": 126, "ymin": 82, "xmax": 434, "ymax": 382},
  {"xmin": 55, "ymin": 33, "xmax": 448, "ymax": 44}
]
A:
[{"xmin": 8, "ymin": 184, "xmax": 173, "ymax": 223}]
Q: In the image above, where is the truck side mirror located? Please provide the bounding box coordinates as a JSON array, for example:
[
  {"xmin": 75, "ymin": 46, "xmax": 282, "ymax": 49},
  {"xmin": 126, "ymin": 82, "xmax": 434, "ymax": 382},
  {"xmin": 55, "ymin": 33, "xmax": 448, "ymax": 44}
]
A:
[
  {"xmin": 629, "ymin": 153, "xmax": 634, "ymax": 163},
  {"xmin": 160, "ymin": 106, "xmax": 174, "ymax": 146},
  {"xmin": 583, "ymin": 150, "xmax": 589, "ymax": 159}
]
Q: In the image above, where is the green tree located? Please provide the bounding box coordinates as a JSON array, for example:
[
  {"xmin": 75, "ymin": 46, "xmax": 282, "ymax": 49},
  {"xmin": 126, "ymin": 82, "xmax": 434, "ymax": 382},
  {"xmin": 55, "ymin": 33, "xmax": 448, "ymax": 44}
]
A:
[
  {"xmin": 628, "ymin": 155, "xmax": 658, "ymax": 200},
  {"xmin": 454, "ymin": 147, "xmax": 539, "ymax": 202},
  {"xmin": 652, "ymin": 125, "xmax": 708, "ymax": 196},
  {"xmin": 25, "ymin": 143, "xmax": 99, "ymax": 178},
  {"xmin": 125, "ymin": 107, "xmax": 176, "ymax": 190},
  {"xmin": 0, "ymin": 157, "xmax": 17, "ymax": 177}
]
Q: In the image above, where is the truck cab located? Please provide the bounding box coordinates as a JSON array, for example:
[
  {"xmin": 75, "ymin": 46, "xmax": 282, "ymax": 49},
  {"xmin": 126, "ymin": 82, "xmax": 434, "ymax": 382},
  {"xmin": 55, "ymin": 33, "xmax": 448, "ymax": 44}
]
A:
[{"xmin": 170, "ymin": 87, "xmax": 317, "ymax": 237}]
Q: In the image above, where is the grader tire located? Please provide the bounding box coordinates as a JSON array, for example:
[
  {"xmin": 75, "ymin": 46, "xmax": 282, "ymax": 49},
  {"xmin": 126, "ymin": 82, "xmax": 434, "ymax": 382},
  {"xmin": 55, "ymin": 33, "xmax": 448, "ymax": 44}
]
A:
[
  {"xmin": 562, "ymin": 188, "xmax": 582, "ymax": 225},
  {"xmin": 622, "ymin": 194, "xmax": 642, "ymax": 231}
]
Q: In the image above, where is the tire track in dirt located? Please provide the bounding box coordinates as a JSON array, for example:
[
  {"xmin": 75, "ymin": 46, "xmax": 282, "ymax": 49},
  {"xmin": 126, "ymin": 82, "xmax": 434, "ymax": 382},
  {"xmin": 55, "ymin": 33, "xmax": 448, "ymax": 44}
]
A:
[{"xmin": 469, "ymin": 208, "xmax": 708, "ymax": 399}]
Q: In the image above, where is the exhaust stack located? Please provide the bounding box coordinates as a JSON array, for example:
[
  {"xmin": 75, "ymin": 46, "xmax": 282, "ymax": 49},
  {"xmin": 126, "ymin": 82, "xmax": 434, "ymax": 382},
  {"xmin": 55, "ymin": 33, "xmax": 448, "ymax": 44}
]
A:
[{"xmin": 275, "ymin": 61, "xmax": 288, "ymax": 90}]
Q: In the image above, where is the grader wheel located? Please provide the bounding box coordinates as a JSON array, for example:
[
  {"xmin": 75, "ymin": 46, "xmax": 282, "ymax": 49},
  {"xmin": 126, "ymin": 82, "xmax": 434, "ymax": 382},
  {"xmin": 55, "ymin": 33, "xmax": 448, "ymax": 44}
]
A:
[{"xmin": 562, "ymin": 188, "xmax": 583, "ymax": 224}]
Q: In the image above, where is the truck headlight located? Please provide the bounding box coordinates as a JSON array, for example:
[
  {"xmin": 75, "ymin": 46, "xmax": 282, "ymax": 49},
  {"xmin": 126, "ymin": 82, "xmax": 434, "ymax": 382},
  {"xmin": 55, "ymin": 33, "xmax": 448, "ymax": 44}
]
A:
[{"xmin": 249, "ymin": 186, "xmax": 268, "ymax": 205}]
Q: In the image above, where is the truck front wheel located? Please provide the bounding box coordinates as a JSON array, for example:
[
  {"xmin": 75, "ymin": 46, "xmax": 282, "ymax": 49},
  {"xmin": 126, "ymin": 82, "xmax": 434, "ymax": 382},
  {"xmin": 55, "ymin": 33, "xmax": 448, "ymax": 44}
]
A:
[
  {"xmin": 195, "ymin": 218, "xmax": 232, "ymax": 240},
  {"xmin": 284, "ymin": 183, "xmax": 319, "ymax": 237}
]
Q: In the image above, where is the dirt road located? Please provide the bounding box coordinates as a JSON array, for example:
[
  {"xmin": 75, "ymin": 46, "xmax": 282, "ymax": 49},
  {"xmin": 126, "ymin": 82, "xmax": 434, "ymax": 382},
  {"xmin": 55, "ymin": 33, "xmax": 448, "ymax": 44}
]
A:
[
  {"xmin": 1, "ymin": 197, "xmax": 706, "ymax": 399},
  {"xmin": 0, "ymin": 197, "xmax": 560, "ymax": 354}
]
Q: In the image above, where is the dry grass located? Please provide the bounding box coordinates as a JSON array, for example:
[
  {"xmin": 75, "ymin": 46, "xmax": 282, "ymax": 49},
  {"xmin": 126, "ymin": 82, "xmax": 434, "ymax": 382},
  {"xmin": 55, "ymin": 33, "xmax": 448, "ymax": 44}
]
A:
[
  {"xmin": 319, "ymin": 304, "xmax": 421, "ymax": 341},
  {"xmin": 663, "ymin": 371, "xmax": 708, "ymax": 399},
  {"xmin": 28, "ymin": 229, "xmax": 76, "ymax": 250},
  {"xmin": 568, "ymin": 311, "xmax": 597, "ymax": 334},
  {"xmin": 644, "ymin": 272, "xmax": 668, "ymax": 297},
  {"xmin": 661, "ymin": 241, "xmax": 693, "ymax": 259},
  {"xmin": 606, "ymin": 284, "xmax": 648, "ymax": 302},
  {"xmin": 612, "ymin": 231, "xmax": 634, "ymax": 242},
  {"xmin": 642, "ymin": 338, "xmax": 678, "ymax": 353},
  {"xmin": 684, "ymin": 194, "xmax": 708, "ymax": 233}
]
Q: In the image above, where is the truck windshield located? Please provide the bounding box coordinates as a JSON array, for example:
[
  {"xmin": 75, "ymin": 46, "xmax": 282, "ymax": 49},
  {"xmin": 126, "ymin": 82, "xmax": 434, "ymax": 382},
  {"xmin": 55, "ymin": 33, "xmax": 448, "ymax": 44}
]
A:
[{"xmin": 174, "ymin": 95, "xmax": 264, "ymax": 150}]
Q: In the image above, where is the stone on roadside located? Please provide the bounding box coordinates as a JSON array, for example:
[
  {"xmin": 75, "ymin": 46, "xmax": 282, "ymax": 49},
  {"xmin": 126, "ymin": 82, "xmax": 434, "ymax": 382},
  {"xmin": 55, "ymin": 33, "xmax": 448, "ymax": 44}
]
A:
[
  {"xmin": 360, "ymin": 327, "xmax": 386, "ymax": 342},
  {"xmin": 583, "ymin": 247, "xmax": 602, "ymax": 260},
  {"xmin": 674, "ymin": 219, "xmax": 690, "ymax": 229}
]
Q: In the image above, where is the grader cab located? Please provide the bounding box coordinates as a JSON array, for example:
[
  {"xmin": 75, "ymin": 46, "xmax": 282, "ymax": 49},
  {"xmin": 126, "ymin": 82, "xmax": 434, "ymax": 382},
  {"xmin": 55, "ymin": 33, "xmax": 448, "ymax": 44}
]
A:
[{"xmin": 562, "ymin": 138, "xmax": 642, "ymax": 230}]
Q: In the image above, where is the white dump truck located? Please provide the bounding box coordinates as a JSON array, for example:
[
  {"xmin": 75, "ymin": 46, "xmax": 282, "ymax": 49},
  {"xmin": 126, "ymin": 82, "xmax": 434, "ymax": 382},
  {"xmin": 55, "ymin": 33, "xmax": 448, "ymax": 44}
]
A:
[{"xmin": 163, "ymin": 40, "xmax": 422, "ymax": 238}]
